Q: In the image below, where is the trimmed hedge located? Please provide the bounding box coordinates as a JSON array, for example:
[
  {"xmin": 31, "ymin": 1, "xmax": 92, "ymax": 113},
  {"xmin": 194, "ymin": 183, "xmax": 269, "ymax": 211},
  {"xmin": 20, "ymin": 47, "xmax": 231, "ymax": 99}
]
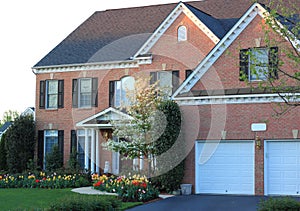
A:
[
  {"xmin": 258, "ymin": 197, "xmax": 300, "ymax": 211},
  {"xmin": 49, "ymin": 195, "xmax": 122, "ymax": 211}
]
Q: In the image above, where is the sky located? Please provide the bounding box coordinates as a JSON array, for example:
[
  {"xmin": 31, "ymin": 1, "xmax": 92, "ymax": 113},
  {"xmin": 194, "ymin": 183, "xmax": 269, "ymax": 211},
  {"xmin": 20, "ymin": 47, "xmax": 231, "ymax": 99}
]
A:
[{"xmin": 0, "ymin": 0, "xmax": 178, "ymax": 119}]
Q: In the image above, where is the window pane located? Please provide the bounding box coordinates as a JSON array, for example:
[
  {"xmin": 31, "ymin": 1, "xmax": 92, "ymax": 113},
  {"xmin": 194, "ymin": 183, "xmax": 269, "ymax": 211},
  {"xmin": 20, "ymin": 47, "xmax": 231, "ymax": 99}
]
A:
[
  {"xmin": 121, "ymin": 76, "xmax": 135, "ymax": 106},
  {"xmin": 114, "ymin": 81, "xmax": 121, "ymax": 107},
  {"xmin": 158, "ymin": 71, "xmax": 172, "ymax": 96},
  {"xmin": 249, "ymin": 48, "xmax": 268, "ymax": 81},
  {"xmin": 80, "ymin": 79, "xmax": 92, "ymax": 93},
  {"xmin": 178, "ymin": 26, "xmax": 187, "ymax": 41},
  {"xmin": 78, "ymin": 136, "xmax": 85, "ymax": 169},
  {"xmin": 47, "ymin": 80, "xmax": 58, "ymax": 94},
  {"xmin": 80, "ymin": 93, "xmax": 91, "ymax": 107},
  {"xmin": 47, "ymin": 95, "xmax": 58, "ymax": 109}
]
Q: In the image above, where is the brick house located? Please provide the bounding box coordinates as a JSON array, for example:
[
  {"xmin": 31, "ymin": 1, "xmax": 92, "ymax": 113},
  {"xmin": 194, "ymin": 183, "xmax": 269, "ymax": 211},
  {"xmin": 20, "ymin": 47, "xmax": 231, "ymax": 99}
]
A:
[{"xmin": 32, "ymin": 0, "xmax": 300, "ymax": 196}]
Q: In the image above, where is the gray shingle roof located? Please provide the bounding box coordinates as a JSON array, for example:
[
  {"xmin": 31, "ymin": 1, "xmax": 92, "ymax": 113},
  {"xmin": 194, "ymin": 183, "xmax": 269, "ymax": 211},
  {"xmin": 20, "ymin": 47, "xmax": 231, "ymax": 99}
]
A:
[{"xmin": 33, "ymin": 0, "xmax": 255, "ymax": 68}]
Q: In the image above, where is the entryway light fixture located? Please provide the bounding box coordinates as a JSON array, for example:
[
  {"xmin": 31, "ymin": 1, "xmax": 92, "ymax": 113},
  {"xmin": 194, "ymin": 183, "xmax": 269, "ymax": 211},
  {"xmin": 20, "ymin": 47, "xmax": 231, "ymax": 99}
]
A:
[{"xmin": 255, "ymin": 136, "xmax": 261, "ymax": 150}]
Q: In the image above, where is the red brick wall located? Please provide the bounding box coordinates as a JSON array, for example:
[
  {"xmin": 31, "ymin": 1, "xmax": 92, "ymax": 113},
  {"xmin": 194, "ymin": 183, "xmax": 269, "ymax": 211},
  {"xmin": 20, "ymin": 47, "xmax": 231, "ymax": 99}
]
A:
[
  {"xmin": 35, "ymin": 12, "xmax": 216, "ymax": 167},
  {"xmin": 181, "ymin": 103, "xmax": 300, "ymax": 195},
  {"xmin": 192, "ymin": 15, "xmax": 299, "ymax": 91}
]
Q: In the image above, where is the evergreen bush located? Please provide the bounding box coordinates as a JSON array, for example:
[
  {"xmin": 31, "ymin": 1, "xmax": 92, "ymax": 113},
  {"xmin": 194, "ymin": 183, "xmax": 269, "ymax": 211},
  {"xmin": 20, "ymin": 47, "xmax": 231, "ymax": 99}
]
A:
[{"xmin": 152, "ymin": 100, "xmax": 185, "ymax": 193}]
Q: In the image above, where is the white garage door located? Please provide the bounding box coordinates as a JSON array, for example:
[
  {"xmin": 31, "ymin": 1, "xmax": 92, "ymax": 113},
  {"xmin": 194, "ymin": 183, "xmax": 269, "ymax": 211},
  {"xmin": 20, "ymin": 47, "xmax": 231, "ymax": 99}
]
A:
[
  {"xmin": 265, "ymin": 141, "xmax": 300, "ymax": 196},
  {"xmin": 195, "ymin": 141, "xmax": 254, "ymax": 195}
]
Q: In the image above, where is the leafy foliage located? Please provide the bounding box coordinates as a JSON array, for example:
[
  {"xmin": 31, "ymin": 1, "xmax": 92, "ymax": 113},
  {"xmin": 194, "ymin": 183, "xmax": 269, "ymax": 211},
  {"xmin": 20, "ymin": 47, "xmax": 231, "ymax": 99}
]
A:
[
  {"xmin": 0, "ymin": 172, "xmax": 90, "ymax": 189},
  {"xmin": 0, "ymin": 110, "xmax": 19, "ymax": 127},
  {"xmin": 67, "ymin": 147, "xmax": 81, "ymax": 173},
  {"xmin": 104, "ymin": 77, "xmax": 164, "ymax": 176},
  {"xmin": 0, "ymin": 134, "xmax": 8, "ymax": 171},
  {"xmin": 152, "ymin": 100, "xmax": 185, "ymax": 193},
  {"xmin": 5, "ymin": 115, "xmax": 35, "ymax": 173},
  {"xmin": 258, "ymin": 197, "xmax": 300, "ymax": 211},
  {"xmin": 92, "ymin": 174, "xmax": 159, "ymax": 202},
  {"xmin": 45, "ymin": 145, "xmax": 63, "ymax": 172}
]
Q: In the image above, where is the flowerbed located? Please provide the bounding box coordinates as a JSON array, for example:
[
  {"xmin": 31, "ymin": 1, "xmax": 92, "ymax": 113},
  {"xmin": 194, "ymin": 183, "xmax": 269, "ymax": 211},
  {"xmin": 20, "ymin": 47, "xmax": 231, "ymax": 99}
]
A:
[
  {"xmin": 92, "ymin": 174, "xmax": 159, "ymax": 202},
  {"xmin": 0, "ymin": 172, "xmax": 90, "ymax": 189}
]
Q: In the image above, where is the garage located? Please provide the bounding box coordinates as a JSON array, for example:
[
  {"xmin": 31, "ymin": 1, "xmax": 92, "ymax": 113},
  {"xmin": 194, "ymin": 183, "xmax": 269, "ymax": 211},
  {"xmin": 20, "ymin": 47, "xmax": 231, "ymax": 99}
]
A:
[
  {"xmin": 265, "ymin": 140, "xmax": 300, "ymax": 196},
  {"xmin": 195, "ymin": 141, "xmax": 254, "ymax": 195}
]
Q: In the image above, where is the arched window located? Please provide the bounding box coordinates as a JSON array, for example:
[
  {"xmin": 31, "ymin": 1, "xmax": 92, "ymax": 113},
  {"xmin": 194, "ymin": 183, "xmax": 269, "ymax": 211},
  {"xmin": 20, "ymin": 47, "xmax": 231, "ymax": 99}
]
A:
[{"xmin": 178, "ymin": 25, "xmax": 187, "ymax": 41}]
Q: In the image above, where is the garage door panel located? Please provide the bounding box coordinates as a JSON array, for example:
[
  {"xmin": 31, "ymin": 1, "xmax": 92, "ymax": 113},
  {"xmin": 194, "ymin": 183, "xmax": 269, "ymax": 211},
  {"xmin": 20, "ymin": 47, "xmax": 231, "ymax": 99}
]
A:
[
  {"xmin": 266, "ymin": 141, "xmax": 300, "ymax": 196},
  {"xmin": 196, "ymin": 141, "xmax": 254, "ymax": 195}
]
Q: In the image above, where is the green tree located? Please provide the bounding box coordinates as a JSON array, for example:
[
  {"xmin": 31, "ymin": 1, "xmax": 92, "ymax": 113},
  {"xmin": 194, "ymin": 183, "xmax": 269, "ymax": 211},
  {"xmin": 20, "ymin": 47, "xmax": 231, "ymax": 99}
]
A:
[
  {"xmin": 5, "ymin": 115, "xmax": 35, "ymax": 173},
  {"xmin": 103, "ymin": 77, "xmax": 164, "ymax": 177},
  {"xmin": 0, "ymin": 110, "xmax": 19, "ymax": 127},
  {"xmin": 152, "ymin": 100, "xmax": 185, "ymax": 193},
  {"xmin": 0, "ymin": 133, "xmax": 8, "ymax": 171}
]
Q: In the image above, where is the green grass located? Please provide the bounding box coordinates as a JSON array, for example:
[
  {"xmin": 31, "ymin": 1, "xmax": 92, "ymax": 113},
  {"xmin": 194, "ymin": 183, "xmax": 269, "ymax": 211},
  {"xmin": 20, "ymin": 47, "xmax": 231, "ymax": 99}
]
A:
[{"xmin": 0, "ymin": 188, "xmax": 142, "ymax": 210}]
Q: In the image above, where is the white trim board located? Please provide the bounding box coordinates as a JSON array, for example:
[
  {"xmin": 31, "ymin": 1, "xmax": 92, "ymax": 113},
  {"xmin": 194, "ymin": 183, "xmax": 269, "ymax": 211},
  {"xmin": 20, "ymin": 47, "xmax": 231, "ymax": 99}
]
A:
[
  {"xmin": 172, "ymin": 3, "xmax": 272, "ymax": 98},
  {"xmin": 76, "ymin": 107, "xmax": 133, "ymax": 128},
  {"xmin": 175, "ymin": 93, "xmax": 300, "ymax": 105},
  {"xmin": 133, "ymin": 2, "xmax": 220, "ymax": 58}
]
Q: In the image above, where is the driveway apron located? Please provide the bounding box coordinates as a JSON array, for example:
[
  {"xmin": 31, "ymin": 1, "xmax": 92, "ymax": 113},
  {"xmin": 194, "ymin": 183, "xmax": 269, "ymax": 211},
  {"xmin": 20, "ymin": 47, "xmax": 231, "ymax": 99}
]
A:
[{"xmin": 127, "ymin": 195, "xmax": 266, "ymax": 211}]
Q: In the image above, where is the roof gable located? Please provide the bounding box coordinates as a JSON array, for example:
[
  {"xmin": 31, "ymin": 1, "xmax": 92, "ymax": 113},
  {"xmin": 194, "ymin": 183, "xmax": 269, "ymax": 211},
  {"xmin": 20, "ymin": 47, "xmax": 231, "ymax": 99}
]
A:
[
  {"xmin": 76, "ymin": 107, "xmax": 133, "ymax": 128},
  {"xmin": 172, "ymin": 2, "xmax": 289, "ymax": 97}
]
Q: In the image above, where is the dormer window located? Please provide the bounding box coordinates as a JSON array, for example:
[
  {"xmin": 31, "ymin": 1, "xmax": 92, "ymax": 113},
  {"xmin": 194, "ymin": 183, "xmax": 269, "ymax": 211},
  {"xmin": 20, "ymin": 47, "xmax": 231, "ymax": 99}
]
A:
[{"xmin": 178, "ymin": 25, "xmax": 187, "ymax": 41}]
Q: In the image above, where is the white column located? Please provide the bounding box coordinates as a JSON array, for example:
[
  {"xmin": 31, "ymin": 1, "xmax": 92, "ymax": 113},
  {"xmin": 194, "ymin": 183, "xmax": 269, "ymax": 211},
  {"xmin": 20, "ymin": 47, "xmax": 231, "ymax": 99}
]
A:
[
  {"xmin": 91, "ymin": 129, "xmax": 96, "ymax": 173},
  {"xmin": 84, "ymin": 129, "xmax": 89, "ymax": 170},
  {"xmin": 95, "ymin": 130, "xmax": 100, "ymax": 173}
]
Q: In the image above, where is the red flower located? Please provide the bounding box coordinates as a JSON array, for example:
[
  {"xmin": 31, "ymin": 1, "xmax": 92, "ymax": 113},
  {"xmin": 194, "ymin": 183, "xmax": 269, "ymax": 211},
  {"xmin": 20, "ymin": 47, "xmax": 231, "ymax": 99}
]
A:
[
  {"xmin": 93, "ymin": 181, "xmax": 102, "ymax": 187},
  {"xmin": 42, "ymin": 177, "xmax": 46, "ymax": 181},
  {"xmin": 35, "ymin": 179, "xmax": 40, "ymax": 183},
  {"xmin": 141, "ymin": 182, "xmax": 147, "ymax": 188}
]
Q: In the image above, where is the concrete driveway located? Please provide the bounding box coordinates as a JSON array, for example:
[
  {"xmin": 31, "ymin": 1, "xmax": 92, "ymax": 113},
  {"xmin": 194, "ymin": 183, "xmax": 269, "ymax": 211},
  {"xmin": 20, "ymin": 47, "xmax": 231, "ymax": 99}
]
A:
[{"xmin": 127, "ymin": 194, "xmax": 266, "ymax": 211}]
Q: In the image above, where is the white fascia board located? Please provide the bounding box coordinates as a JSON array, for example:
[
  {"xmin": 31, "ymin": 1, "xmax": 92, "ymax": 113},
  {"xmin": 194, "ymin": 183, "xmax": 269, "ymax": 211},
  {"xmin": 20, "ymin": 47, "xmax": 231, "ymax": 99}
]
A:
[
  {"xmin": 133, "ymin": 2, "xmax": 220, "ymax": 59},
  {"xmin": 174, "ymin": 93, "xmax": 300, "ymax": 105},
  {"xmin": 32, "ymin": 58, "xmax": 152, "ymax": 74},
  {"xmin": 172, "ymin": 3, "xmax": 264, "ymax": 98}
]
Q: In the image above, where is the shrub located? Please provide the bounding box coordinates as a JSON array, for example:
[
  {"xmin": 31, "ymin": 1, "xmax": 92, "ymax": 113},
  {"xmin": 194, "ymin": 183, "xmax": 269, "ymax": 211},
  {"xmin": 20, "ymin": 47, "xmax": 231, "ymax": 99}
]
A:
[
  {"xmin": 5, "ymin": 115, "xmax": 35, "ymax": 173},
  {"xmin": 93, "ymin": 174, "xmax": 159, "ymax": 202},
  {"xmin": 49, "ymin": 195, "xmax": 121, "ymax": 211},
  {"xmin": 152, "ymin": 100, "xmax": 185, "ymax": 193},
  {"xmin": 0, "ymin": 134, "xmax": 8, "ymax": 171},
  {"xmin": 46, "ymin": 145, "xmax": 63, "ymax": 172},
  {"xmin": 258, "ymin": 197, "xmax": 300, "ymax": 211}
]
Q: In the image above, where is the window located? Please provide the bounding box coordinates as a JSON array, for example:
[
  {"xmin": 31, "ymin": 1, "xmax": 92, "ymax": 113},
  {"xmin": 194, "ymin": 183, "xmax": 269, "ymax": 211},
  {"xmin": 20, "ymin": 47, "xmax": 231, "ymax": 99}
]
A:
[
  {"xmin": 185, "ymin": 69, "xmax": 193, "ymax": 79},
  {"xmin": 39, "ymin": 80, "xmax": 64, "ymax": 109},
  {"xmin": 109, "ymin": 76, "xmax": 135, "ymax": 108},
  {"xmin": 150, "ymin": 70, "xmax": 179, "ymax": 96},
  {"xmin": 240, "ymin": 47, "xmax": 278, "ymax": 81},
  {"xmin": 77, "ymin": 130, "xmax": 91, "ymax": 170},
  {"xmin": 42, "ymin": 130, "xmax": 64, "ymax": 169},
  {"xmin": 178, "ymin": 25, "xmax": 187, "ymax": 41},
  {"xmin": 72, "ymin": 78, "xmax": 98, "ymax": 108}
]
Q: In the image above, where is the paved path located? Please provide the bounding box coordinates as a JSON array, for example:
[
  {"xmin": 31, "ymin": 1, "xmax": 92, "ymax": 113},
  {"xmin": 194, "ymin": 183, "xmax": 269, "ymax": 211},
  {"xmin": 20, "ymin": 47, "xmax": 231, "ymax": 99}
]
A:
[
  {"xmin": 71, "ymin": 186, "xmax": 174, "ymax": 199},
  {"xmin": 127, "ymin": 194, "xmax": 266, "ymax": 211}
]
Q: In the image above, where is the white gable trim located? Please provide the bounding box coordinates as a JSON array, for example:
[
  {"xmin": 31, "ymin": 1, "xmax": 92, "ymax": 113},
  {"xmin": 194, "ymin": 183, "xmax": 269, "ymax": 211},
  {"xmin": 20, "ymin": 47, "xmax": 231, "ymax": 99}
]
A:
[
  {"xmin": 133, "ymin": 2, "xmax": 220, "ymax": 58},
  {"xmin": 172, "ymin": 3, "xmax": 267, "ymax": 97},
  {"xmin": 76, "ymin": 107, "xmax": 133, "ymax": 128},
  {"xmin": 175, "ymin": 93, "xmax": 300, "ymax": 106}
]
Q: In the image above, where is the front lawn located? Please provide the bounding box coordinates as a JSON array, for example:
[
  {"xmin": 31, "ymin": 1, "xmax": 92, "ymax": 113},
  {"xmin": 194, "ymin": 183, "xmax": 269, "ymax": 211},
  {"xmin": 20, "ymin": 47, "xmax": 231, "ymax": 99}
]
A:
[{"xmin": 0, "ymin": 188, "xmax": 142, "ymax": 210}]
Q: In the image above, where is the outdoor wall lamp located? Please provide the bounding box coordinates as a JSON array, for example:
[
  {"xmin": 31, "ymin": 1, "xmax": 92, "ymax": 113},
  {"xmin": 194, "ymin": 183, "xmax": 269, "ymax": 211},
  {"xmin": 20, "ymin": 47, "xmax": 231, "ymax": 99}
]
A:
[
  {"xmin": 103, "ymin": 131, "xmax": 109, "ymax": 141},
  {"xmin": 255, "ymin": 136, "xmax": 261, "ymax": 150}
]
